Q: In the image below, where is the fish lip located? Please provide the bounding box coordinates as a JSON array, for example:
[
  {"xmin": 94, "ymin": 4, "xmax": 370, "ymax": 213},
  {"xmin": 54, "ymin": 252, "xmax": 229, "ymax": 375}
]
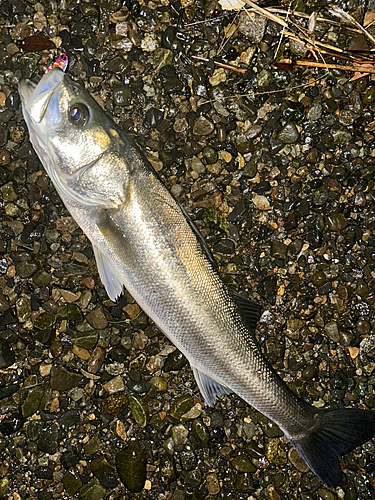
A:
[{"xmin": 18, "ymin": 67, "xmax": 65, "ymax": 123}]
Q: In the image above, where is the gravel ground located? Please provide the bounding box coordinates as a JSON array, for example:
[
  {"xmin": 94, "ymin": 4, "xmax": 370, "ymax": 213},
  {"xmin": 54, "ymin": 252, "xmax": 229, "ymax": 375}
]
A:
[{"xmin": 1, "ymin": 0, "xmax": 375, "ymax": 498}]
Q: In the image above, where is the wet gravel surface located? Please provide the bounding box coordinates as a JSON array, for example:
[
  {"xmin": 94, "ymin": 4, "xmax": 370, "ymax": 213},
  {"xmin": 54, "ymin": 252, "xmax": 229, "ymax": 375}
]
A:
[{"xmin": 1, "ymin": 0, "xmax": 375, "ymax": 498}]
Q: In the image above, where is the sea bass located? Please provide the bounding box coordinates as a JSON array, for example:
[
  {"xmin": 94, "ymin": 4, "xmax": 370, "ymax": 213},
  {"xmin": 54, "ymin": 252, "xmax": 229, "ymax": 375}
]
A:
[{"xmin": 19, "ymin": 63, "xmax": 375, "ymax": 488}]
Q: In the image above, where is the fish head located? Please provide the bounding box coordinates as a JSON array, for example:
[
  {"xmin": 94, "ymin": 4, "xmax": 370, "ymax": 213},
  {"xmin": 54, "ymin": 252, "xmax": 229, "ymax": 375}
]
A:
[{"xmin": 19, "ymin": 67, "xmax": 128, "ymax": 208}]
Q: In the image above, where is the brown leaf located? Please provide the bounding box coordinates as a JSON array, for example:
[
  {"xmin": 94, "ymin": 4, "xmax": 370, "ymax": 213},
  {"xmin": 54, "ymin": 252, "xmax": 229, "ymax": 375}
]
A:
[{"xmin": 22, "ymin": 35, "xmax": 55, "ymax": 52}]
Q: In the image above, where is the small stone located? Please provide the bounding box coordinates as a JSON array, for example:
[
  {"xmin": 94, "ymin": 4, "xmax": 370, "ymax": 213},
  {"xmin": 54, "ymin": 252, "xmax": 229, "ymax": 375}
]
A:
[
  {"xmin": 257, "ymin": 69, "xmax": 272, "ymax": 88},
  {"xmin": 191, "ymin": 156, "xmax": 205, "ymax": 174},
  {"xmin": 206, "ymin": 472, "xmax": 220, "ymax": 495},
  {"xmin": 21, "ymin": 385, "xmax": 44, "ymax": 418},
  {"xmin": 0, "ymin": 340, "xmax": 15, "ymax": 368},
  {"xmin": 238, "ymin": 10, "xmax": 266, "ymax": 42},
  {"xmin": 103, "ymin": 375, "xmax": 125, "ymax": 394},
  {"xmin": 360, "ymin": 335, "xmax": 375, "ymax": 359},
  {"xmin": 16, "ymin": 297, "xmax": 31, "ymax": 323},
  {"xmin": 326, "ymin": 213, "xmax": 347, "ymax": 231},
  {"xmin": 116, "ymin": 443, "xmax": 147, "ymax": 493},
  {"xmin": 164, "ymin": 350, "xmax": 188, "ymax": 371},
  {"xmin": 63, "ymin": 469, "xmax": 82, "ymax": 496},
  {"xmin": 50, "ymin": 365, "xmax": 82, "ymax": 391},
  {"xmin": 324, "ymin": 321, "xmax": 340, "ymax": 344},
  {"xmin": 171, "ymin": 424, "xmax": 189, "ymax": 445},
  {"xmin": 85, "ymin": 306, "xmax": 107, "ymax": 329},
  {"xmin": 128, "ymin": 395, "xmax": 148, "ymax": 427},
  {"xmin": 33, "ymin": 269, "xmax": 52, "ymax": 287},
  {"xmin": 202, "ymin": 146, "xmax": 218, "ymax": 165},
  {"xmin": 87, "ymin": 346, "xmax": 106, "ymax": 374},
  {"xmin": 11, "ymin": 22, "xmax": 33, "ymax": 40},
  {"xmin": 312, "ymin": 271, "xmax": 326, "ymax": 287},
  {"xmin": 102, "ymin": 392, "xmax": 129, "ymax": 415},
  {"xmin": 252, "ymin": 194, "xmax": 271, "ymax": 211},
  {"xmin": 284, "ymin": 318, "xmax": 305, "ymax": 340},
  {"xmin": 79, "ymin": 478, "xmax": 106, "ymax": 500},
  {"xmin": 267, "ymin": 485, "xmax": 281, "ymax": 500},
  {"xmin": 33, "ymin": 311, "xmax": 56, "ymax": 330},
  {"xmin": 71, "ymin": 344, "xmax": 90, "ymax": 360},
  {"xmin": 193, "ymin": 116, "xmax": 214, "ymax": 136},
  {"xmin": 265, "ymin": 438, "xmax": 287, "ymax": 466},
  {"xmin": 170, "ymin": 395, "xmax": 194, "ymax": 420},
  {"xmin": 1, "ymin": 182, "xmax": 17, "ymax": 202},
  {"xmin": 232, "ymin": 455, "xmax": 256, "ymax": 473},
  {"xmin": 330, "ymin": 124, "xmax": 352, "ymax": 144},
  {"xmin": 288, "ymin": 447, "xmax": 310, "ymax": 473},
  {"xmin": 37, "ymin": 422, "xmax": 58, "ymax": 454},
  {"xmin": 270, "ymin": 240, "xmax": 287, "ymax": 260},
  {"xmin": 277, "ymin": 123, "xmax": 300, "ymax": 144}
]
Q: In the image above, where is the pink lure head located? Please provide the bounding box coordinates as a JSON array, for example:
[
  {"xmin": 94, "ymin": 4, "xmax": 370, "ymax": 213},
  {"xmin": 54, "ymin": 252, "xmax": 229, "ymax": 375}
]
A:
[{"xmin": 44, "ymin": 53, "xmax": 68, "ymax": 75}]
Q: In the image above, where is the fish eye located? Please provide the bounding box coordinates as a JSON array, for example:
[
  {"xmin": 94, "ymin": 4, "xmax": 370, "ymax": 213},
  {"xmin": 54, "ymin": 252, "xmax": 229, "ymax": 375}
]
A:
[{"xmin": 69, "ymin": 103, "xmax": 89, "ymax": 126}]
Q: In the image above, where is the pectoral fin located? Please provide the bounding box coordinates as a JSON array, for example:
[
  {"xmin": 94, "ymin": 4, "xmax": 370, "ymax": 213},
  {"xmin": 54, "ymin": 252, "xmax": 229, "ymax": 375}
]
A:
[
  {"xmin": 93, "ymin": 245, "xmax": 124, "ymax": 301},
  {"xmin": 192, "ymin": 367, "xmax": 231, "ymax": 406}
]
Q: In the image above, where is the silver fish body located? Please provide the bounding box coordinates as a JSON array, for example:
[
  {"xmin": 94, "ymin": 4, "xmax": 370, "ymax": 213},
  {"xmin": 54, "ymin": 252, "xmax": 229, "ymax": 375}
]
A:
[{"xmin": 19, "ymin": 67, "xmax": 375, "ymax": 488}]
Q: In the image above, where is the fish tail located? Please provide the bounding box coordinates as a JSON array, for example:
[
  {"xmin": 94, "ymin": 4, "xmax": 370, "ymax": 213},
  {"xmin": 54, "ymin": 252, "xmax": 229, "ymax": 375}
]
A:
[{"xmin": 290, "ymin": 407, "xmax": 375, "ymax": 488}]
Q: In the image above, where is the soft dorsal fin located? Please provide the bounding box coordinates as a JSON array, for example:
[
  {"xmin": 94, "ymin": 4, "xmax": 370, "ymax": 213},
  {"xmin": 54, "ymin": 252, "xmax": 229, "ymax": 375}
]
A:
[
  {"xmin": 192, "ymin": 367, "xmax": 231, "ymax": 406},
  {"xmin": 228, "ymin": 290, "xmax": 262, "ymax": 331}
]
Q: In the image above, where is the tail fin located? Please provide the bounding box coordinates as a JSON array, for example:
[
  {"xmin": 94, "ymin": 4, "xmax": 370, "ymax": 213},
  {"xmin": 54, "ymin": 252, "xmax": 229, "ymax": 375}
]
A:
[{"xmin": 291, "ymin": 408, "xmax": 375, "ymax": 488}]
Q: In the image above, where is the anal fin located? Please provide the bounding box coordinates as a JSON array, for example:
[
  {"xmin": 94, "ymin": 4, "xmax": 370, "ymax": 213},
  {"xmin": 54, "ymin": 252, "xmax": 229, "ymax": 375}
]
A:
[
  {"xmin": 192, "ymin": 367, "xmax": 231, "ymax": 407},
  {"xmin": 93, "ymin": 245, "xmax": 124, "ymax": 301}
]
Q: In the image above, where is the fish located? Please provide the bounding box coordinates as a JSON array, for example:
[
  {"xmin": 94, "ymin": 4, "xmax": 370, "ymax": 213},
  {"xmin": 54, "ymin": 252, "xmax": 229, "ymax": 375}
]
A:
[{"xmin": 19, "ymin": 60, "xmax": 375, "ymax": 488}]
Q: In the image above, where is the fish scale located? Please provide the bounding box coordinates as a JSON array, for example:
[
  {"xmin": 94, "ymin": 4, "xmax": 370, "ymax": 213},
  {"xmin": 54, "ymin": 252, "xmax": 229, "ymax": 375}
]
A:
[{"xmin": 19, "ymin": 62, "xmax": 375, "ymax": 489}]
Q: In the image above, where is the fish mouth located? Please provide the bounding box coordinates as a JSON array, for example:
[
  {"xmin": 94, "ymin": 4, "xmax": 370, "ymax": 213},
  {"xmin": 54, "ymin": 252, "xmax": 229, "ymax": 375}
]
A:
[{"xmin": 19, "ymin": 67, "xmax": 65, "ymax": 124}]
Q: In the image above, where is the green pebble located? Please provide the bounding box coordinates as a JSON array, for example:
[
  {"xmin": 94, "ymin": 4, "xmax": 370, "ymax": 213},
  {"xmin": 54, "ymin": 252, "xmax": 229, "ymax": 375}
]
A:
[
  {"xmin": 26, "ymin": 420, "xmax": 44, "ymax": 441},
  {"xmin": 79, "ymin": 478, "xmax": 106, "ymax": 500},
  {"xmin": 257, "ymin": 414, "xmax": 283, "ymax": 438},
  {"xmin": 233, "ymin": 472, "xmax": 254, "ymax": 492},
  {"xmin": 50, "ymin": 365, "xmax": 82, "ymax": 391},
  {"xmin": 164, "ymin": 350, "xmax": 187, "ymax": 371},
  {"xmin": 312, "ymin": 271, "xmax": 326, "ymax": 287},
  {"xmin": 21, "ymin": 385, "xmax": 44, "ymax": 418},
  {"xmin": 232, "ymin": 455, "xmax": 256, "ymax": 473},
  {"xmin": 265, "ymin": 438, "xmax": 287, "ymax": 467},
  {"xmin": 270, "ymin": 240, "xmax": 287, "ymax": 260},
  {"xmin": 33, "ymin": 311, "xmax": 56, "ymax": 330},
  {"xmin": 202, "ymin": 146, "xmax": 218, "ymax": 165},
  {"xmin": 128, "ymin": 395, "xmax": 149, "ymax": 427},
  {"xmin": 191, "ymin": 155, "xmax": 205, "ymax": 174},
  {"xmin": 116, "ymin": 443, "xmax": 147, "ymax": 493},
  {"xmin": 363, "ymin": 86, "xmax": 375, "ymax": 105},
  {"xmin": 9, "ymin": 125, "xmax": 25, "ymax": 143},
  {"xmin": 32, "ymin": 269, "xmax": 51, "ymax": 287},
  {"xmin": 170, "ymin": 395, "xmax": 194, "ymax": 420},
  {"xmin": 16, "ymin": 297, "xmax": 31, "ymax": 323},
  {"xmin": 70, "ymin": 331, "xmax": 98, "ymax": 350},
  {"xmin": 0, "ymin": 182, "xmax": 17, "ymax": 202},
  {"xmin": 0, "ymin": 339, "xmax": 15, "ymax": 369},
  {"xmin": 37, "ymin": 422, "xmax": 58, "ymax": 454},
  {"xmin": 102, "ymin": 393, "xmax": 129, "ymax": 416},
  {"xmin": 192, "ymin": 418, "xmax": 209, "ymax": 445},
  {"xmin": 160, "ymin": 454, "xmax": 175, "ymax": 483},
  {"xmin": 203, "ymin": 207, "xmax": 227, "ymax": 232},
  {"xmin": 0, "ymin": 479, "xmax": 9, "ymax": 497},
  {"xmin": 63, "ymin": 469, "xmax": 82, "ymax": 496},
  {"xmin": 91, "ymin": 456, "xmax": 115, "ymax": 477},
  {"xmin": 355, "ymin": 278, "xmax": 369, "ymax": 297},
  {"xmin": 0, "ymin": 413, "xmax": 23, "ymax": 435}
]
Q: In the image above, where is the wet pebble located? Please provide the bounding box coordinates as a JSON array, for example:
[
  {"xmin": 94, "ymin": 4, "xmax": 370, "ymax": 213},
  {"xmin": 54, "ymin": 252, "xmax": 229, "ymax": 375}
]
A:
[
  {"xmin": 277, "ymin": 123, "xmax": 300, "ymax": 144},
  {"xmin": 193, "ymin": 116, "xmax": 214, "ymax": 136},
  {"xmin": 116, "ymin": 443, "xmax": 147, "ymax": 493}
]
